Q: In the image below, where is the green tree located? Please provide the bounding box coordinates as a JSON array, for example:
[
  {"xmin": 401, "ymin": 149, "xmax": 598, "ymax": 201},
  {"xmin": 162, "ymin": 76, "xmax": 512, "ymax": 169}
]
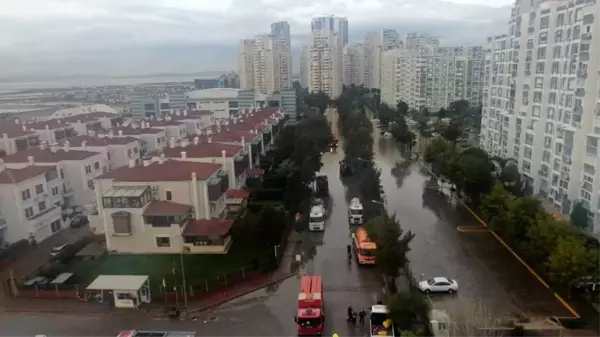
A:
[
  {"xmin": 396, "ymin": 100, "xmax": 410, "ymax": 116},
  {"xmin": 449, "ymin": 99, "xmax": 470, "ymax": 118},
  {"xmin": 570, "ymin": 201, "xmax": 589, "ymax": 229},
  {"xmin": 547, "ymin": 236, "xmax": 597, "ymax": 297},
  {"xmin": 481, "ymin": 183, "xmax": 515, "ymax": 221},
  {"xmin": 256, "ymin": 206, "xmax": 287, "ymax": 246},
  {"xmin": 365, "ymin": 213, "xmax": 415, "ymax": 282},
  {"xmin": 437, "ymin": 108, "xmax": 448, "ymax": 118},
  {"xmin": 454, "ymin": 147, "xmax": 494, "ymax": 201},
  {"xmin": 523, "ymin": 216, "xmax": 575, "ymax": 270},
  {"xmin": 441, "ymin": 123, "xmax": 462, "ymax": 143},
  {"xmin": 388, "ymin": 292, "xmax": 431, "ymax": 331}
]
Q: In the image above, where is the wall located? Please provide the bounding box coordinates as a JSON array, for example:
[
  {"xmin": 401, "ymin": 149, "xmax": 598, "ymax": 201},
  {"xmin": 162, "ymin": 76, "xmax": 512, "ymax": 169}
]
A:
[{"xmin": 63, "ymin": 153, "xmax": 107, "ymax": 206}]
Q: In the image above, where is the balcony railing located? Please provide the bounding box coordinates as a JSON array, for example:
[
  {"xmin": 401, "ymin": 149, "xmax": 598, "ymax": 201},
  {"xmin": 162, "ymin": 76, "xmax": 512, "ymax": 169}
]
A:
[{"xmin": 27, "ymin": 206, "xmax": 58, "ymax": 220}]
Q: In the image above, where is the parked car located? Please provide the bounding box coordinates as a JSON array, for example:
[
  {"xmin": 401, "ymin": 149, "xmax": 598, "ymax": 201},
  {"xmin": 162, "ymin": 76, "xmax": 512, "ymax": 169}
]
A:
[
  {"xmin": 418, "ymin": 277, "xmax": 458, "ymax": 294},
  {"xmin": 69, "ymin": 215, "xmax": 89, "ymax": 228},
  {"xmin": 49, "ymin": 244, "xmax": 71, "ymax": 258}
]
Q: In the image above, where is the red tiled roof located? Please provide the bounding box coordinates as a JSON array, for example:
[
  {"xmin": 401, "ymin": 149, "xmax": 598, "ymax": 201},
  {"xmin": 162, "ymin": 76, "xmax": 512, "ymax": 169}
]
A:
[
  {"xmin": 182, "ymin": 219, "xmax": 234, "ymax": 236},
  {"xmin": 147, "ymin": 120, "xmax": 185, "ymax": 127},
  {"xmin": 225, "ymin": 189, "xmax": 250, "ymax": 199},
  {"xmin": 111, "ymin": 126, "xmax": 164, "ymax": 135},
  {"xmin": 61, "ymin": 112, "xmax": 120, "ymax": 123},
  {"xmin": 163, "ymin": 143, "xmax": 243, "ymax": 159},
  {"xmin": 189, "ymin": 130, "xmax": 258, "ymax": 144},
  {"xmin": 98, "ymin": 160, "xmax": 221, "ymax": 181},
  {"xmin": 22, "ymin": 119, "xmax": 73, "ymax": 130},
  {"xmin": 0, "ymin": 166, "xmax": 56, "ymax": 184},
  {"xmin": 2, "ymin": 147, "xmax": 100, "ymax": 163},
  {"xmin": 246, "ymin": 168, "xmax": 265, "ymax": 175},
  {"xmin": 65, "ymin": 135, "xmax": 139, "ymax": 146},
  {"xmin": 0, "ymin": 126, "xmax": 38, "ymax": 138},
  {"xmin": 142, "ymin": 201, "xmax": 192, "ymax": 216}
]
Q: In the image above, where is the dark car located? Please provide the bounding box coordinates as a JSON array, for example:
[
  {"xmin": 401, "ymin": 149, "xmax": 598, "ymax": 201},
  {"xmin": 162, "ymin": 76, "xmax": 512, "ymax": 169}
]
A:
[{"xmin": 69, "ymin": 215, "xmax": 89, "ymax": 228}]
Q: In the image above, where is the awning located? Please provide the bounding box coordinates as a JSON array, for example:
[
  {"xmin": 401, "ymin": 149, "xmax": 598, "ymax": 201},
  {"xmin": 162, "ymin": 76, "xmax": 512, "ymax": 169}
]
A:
[{"xmin": 86, "ymin": 275, "xmax": 148, "ymax": 291}]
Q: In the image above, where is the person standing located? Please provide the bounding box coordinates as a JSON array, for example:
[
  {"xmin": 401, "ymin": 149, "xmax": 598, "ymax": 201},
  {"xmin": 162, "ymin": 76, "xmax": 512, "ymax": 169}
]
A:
[{"xmin": 358, "ymin": 309, "xmax": 366, "ymax": 325}]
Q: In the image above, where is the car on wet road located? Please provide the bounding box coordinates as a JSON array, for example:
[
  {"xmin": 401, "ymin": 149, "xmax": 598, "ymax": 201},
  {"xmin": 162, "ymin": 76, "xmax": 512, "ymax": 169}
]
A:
[{"xmin": 418, "ymin": 277, "xmax": 459, "ymax": 294}]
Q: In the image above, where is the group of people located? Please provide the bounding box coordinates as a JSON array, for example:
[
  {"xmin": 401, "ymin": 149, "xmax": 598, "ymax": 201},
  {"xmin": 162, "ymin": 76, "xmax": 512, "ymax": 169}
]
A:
[{"xmin": 346, "ymin": 306, "xmax": 367, "ymax": 326}]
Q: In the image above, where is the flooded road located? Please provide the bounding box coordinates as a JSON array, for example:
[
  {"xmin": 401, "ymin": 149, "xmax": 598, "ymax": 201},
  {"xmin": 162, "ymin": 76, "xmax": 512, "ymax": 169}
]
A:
[{"xmin": 0, "ymin": 109, "xmax": 572, "ymax": 336}]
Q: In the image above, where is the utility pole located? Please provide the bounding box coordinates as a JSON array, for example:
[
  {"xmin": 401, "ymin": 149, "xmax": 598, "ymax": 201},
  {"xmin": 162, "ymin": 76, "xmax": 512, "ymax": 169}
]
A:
[{"xmin": 180, "ymin": 232, "xmax": 188, "ymax": 307}]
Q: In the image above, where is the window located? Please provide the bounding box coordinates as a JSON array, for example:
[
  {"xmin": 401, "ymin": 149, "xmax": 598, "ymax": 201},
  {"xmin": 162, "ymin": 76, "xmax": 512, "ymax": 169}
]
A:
[
  {"xmin": 38, "ymin": 201, "xmax": 46, "ymax": 211},
  {"xmin": 556, "ymin": 13, "xmax": 565, "ymax": 26},
  {"xmin": 24, "ymin": 207, "xmax": 34, "ymax": 218},
  {"xmin": 533, "ymin": 91, "xmax": 542, "ymax": 103},
  {"xmin": 555, "ymin": 30, "xmax": 563, "ymax": 43},
  {"xmin": 87, "ymin": 180, "xmax": 94, "ymax": 189},
  {"xmin": 553, "ymin": 46, "xmax": 561, "ymax": 58},
  {"xmin": 52, "ymin": 186, "xmax": 59, "ymax": 196},
  {"xmin": 540, "ymin": 16, "xmax": 549, "ymax": 29},
  {"xmin": 85, "ymin": 165, "xmax": 91, "ymax": 173},
  {"xmin": 550, "ymin": 77, "xmax": 558, "ymax": 89},
  {"xmin": 539, "ymin": 32, "xmax": 548, "ymax": 44},
  {"xmin": 537, "ymin": 47, "xmax": 546, "ymax": 59},
  {"xmin": 155, "ymin": 236, "xmax": 171, "ymax": 247},
  {"xmin": 536, "ymin": 62, "xmax": 545, "ymax": 74},
  {"xmin": 535, "ymin": 77, "xmax": 543, "ymax": 88},
  {"xmin": 166, "ymin": 191, "xmax": 172, "ymax": 201},
  {"xmin": 60, "ymin": 169, "xmax": 64, "ymax": 179},
  {"xmin": 547, "ymin": 107, "xmax": 555, "ymax": 119},
  {"xmin": 21, "ymin": 189, "xmax": 31, "ymax": 201},
  {"xmin": 548, "ymin": 92, "xmax": 556, "ymax": 104},
  {"xmin": 94, "ymin": 162, "xmax": 100, "ymax": 170},
  {"xmin": 35, "ymin": 184, "xmax": 44, "ymax": 194}
]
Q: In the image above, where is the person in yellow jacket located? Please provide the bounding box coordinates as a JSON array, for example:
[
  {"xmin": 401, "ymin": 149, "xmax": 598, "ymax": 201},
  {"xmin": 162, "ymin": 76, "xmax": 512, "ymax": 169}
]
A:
[{"xmin": 333, "ymin": 333, "xmax": 339, "ymax": 337}]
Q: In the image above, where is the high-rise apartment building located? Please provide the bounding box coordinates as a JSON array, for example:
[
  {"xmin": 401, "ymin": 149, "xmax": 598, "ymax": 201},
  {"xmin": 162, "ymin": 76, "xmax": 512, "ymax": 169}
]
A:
[
  {"xmin": 380, "ymin": 45, "xmax": 485, "ymax": 111},
  {"xmin": 309, "ymin": 28, "xmax": 343, "ymax": 98},
  {"xmin": 237, "ymin": 22, "xmax": 292, "ymax": 94},
  {"xmin": 238, "ymin": 39, "xmax": 255, "ymax": 90},
  {"xmin": 311, "ymin": 16, "xmax": 335, "ymax": 31},
  {"xmin": 362, "ymin": 29, "xmax": 401, "ymax": 89},
  {"xmin": 343, "ymin": 43, "xmax": 366, "ymax": 86},
  {"xmin": 300, "ymin": 45, "xmax": 310, "ymax": 88},
  {"xmin": 337, "ymin": 17, "xmax": 349, "ymax": 47},
  {"xmin": 480, "ymin": 0, "xmax": 600, "ymax": 232}
]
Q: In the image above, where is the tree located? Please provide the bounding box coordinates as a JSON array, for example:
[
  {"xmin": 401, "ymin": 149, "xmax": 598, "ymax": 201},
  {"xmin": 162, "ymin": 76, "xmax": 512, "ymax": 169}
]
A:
[
  {"xmin": 388, "ymin": 292, "xmax": 431, "ymax": 331},
  {"xmin": 364, "ymin": 213, "xmax": 415, "ymax": 282},
  {"xmin": 448, "ymin": 99, "xmax": 470, "ymax": 118},
  {"xmin": 396, "ymin": 100, "xmax": 409, "ymax": 116},
  {"xmin": 481, "ymin": 183, "xmax": 515, "ymax": 221},
  {"xmin": 454, "ymin": 148, "xmax": 494, "ymax": 201},
  {"xmin": 523, "ymin": 216, "xmax": 575, "ymax": 271},
  {"xmin": 256, "ymin": 206, "xmax": 287, "ymax": 246},
  {"xmin": 570, "ymin": 201, "xmax": 589, "ymax": 229},
  {"xmin": 441, "ymin": 123, "xmax": 462, "ymax": 143},
  {"xmin": 547, "ymin": 236, "xmax": 597, "ymax": 297},
  {"xmin": 437, "ymin": 107, "xmax": 448, "ymax": 118}
]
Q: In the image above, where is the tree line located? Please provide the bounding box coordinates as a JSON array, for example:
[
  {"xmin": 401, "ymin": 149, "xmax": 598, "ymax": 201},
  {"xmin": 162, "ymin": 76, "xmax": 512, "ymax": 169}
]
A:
[
  {"xmin": 424, "ymin": 138, "xmax": 599, "ymax": 297},
  {"xmin": 337, "ymin": 85, "xmax": 427, "ymax": 335}
]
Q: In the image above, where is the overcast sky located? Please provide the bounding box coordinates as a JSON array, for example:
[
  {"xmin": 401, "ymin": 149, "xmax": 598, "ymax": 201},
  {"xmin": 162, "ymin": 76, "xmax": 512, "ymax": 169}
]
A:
[{"xmin": 0, "ymin": 0, "xmax": 515, "ymax": 78}]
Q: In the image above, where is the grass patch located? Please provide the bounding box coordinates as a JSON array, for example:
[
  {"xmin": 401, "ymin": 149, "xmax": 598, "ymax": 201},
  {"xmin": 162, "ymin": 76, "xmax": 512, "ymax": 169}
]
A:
[{"xmin": 68, "ymin": 243, "xmax": 271, "ymax": 292}]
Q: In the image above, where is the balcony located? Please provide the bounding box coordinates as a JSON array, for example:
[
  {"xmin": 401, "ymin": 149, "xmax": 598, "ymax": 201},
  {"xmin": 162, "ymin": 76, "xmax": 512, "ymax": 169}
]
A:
[
  {"xmin": 181, "ymin": 219, "xmax": 234, "ymax": 254},
  {"xmin": 26, "ymin": 205, "xmax": 58, "ymax": 221},
  {"xmin": 586, "ymin": 146, "xmax": 598, "ymax": 157}
]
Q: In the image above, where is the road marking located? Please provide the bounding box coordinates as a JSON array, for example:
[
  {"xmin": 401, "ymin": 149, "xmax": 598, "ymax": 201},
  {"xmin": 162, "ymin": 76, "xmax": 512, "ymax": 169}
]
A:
[
  {"xmin": 417, "ymin": 160, "xmax": 580, "ymax": 319},
  {"xmin": 456, "ymin": 226, "xmax": 490, "ymax": 233}
]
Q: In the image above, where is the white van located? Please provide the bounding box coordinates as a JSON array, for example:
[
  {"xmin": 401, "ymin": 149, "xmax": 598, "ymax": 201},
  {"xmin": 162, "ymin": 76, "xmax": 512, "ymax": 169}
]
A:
[
  {"xmin": 348, "ymin": 198, "xmax": 364, "ymax": 225},
  {"xmin": 308, "ymin": 205, "xmax": 325, "ymax": 231}
]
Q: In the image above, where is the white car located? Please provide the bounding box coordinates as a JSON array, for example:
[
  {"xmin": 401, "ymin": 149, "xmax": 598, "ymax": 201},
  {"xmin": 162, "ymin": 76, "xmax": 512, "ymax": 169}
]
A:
[
  {"xmin": 49, "ymin": 244, "xmax": 70, "ymax": 257},
  {"xmin": 418, "ymin": 277, "xmax": 458, "ymax": 294}
]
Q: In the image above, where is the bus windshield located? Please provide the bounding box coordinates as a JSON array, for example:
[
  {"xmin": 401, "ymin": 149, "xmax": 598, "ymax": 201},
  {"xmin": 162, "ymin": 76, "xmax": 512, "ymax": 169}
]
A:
[
  {"xmin": 359, "ymin": 248, "xmax": 375, "ymax": 256},
  {"xmin": 310, "ymin": 216, "xmax": 324, "ymax": 222},
  {"xmin": 350, "ymin": 209, "xmax": 362, "ymax": 215},
  {"xmin": 298, "ymin": 317, "xmax": 323, "ymax": 327}
]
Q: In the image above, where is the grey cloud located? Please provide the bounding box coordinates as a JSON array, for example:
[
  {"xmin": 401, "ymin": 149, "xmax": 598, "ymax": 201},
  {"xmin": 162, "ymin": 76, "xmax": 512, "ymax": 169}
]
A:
[{"xmin": 0, "ymin": 0, "xmax": 511, "ymax": 77}]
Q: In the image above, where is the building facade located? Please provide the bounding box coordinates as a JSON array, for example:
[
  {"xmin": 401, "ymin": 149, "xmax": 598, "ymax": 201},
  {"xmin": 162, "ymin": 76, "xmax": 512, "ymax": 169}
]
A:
[
  {"xmin": 480, "ymin": 0, "xmax": 600, "ymax": 232},
  {"xmin": 309, "ymin": 28, "xmax": 343, "ymax": 98}
]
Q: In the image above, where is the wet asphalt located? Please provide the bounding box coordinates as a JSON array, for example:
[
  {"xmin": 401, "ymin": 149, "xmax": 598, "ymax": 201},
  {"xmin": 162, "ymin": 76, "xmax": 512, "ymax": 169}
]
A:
[{"xmin": 0, "ymin": 109, "xmax": 572, "ymax": 336}]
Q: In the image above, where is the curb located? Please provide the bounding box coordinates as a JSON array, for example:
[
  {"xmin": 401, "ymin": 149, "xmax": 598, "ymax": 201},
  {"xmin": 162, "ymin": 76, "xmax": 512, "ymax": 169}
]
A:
[
  {"xmin": 0, "ymin": 308, "xmax": 114, "ymax": 316},
  {"xmin": 186, "ymin": 271, "xmax": 299, "ymax": 315}
]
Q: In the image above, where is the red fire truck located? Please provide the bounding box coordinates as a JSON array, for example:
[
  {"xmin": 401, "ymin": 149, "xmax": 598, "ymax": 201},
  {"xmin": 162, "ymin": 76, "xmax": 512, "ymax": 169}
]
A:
[{"xmin": 295, "ymin": 275, "xmax": 325, "ymax": 335}]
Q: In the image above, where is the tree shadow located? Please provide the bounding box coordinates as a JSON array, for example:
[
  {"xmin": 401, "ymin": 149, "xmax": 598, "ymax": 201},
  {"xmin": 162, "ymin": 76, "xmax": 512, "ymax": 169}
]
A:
[{"xmin": 420, "ymin": 184, "xmax": 458, "ymax": 223}]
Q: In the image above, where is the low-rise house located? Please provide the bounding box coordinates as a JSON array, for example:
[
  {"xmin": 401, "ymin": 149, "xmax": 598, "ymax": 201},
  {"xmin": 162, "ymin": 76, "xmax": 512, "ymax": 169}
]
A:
[
  {"xmin": 64, "ymin": 135, "xmax": 142, "ymax": 170},
  {"xmin": 90, "ymin": 160, "xmax": 232, "ymax": 254},
  {"xmin": 168, "ymin": 109, "xmax": 214, "ymax": 135},
  {"xmin": 20, "ymin": 119, "xmax": 77, "ymax": 145},
  {"xmin": 61, "ymin": 112, "xmax": 122, "ymax": 135},
  {"xmin": 2, "ymin": 143, "xmax": 109, "ymax": 207},
  {"xmin": 108, "ymin": 125, "xmax": 167, "ymax": 156},
  {"xmin": 162, "ymin": 138, "xmax": 248, "ymax": 188},
  {"xmin": 147, "ymin": 118, "xmax": 187, "ymax": 140},
  {"xmin": 0, "ymin": 160, "xmax": 65, "ymax": 244},
  {"xmin": 0, "ymin": 121, "xmax": 41, "ymax": 155}
]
